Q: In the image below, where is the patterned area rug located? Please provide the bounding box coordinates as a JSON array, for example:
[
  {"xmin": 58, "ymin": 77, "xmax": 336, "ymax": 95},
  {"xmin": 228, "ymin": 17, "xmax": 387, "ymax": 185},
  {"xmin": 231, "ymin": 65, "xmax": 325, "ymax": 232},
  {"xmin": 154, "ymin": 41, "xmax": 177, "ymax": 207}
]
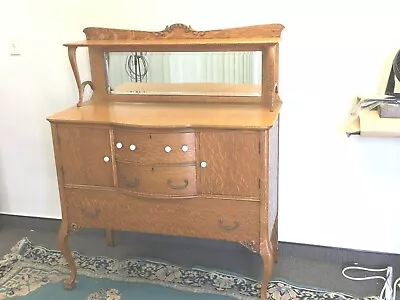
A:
[{"xmin": 0, "ymin": 238, "xmax": 377, "ymax": 299}]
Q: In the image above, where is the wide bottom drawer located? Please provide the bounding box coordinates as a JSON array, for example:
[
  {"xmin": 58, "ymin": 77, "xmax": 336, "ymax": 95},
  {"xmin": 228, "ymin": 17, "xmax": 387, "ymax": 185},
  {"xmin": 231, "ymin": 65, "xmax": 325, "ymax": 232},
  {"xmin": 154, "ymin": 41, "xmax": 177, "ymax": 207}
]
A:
[{"xmin": 65, "ymin": 189, "xmax": 260, "ymax": 248}]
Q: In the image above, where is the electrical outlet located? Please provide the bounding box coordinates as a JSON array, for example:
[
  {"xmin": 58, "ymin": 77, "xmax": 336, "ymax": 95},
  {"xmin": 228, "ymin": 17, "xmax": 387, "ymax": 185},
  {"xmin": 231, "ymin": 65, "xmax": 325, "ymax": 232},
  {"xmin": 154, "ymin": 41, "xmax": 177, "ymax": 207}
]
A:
[{"xmin": 9, "ymin": 38, "xmax": 21, "ymax": 56}]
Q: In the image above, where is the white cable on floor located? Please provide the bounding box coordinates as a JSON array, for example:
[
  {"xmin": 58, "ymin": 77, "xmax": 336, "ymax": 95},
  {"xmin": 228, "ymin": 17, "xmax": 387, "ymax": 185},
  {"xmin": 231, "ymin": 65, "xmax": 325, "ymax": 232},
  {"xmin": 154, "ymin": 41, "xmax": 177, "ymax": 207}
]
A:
[{"xmin": 342, "ymin": 265, "xmax": 400, "ymax": 300}]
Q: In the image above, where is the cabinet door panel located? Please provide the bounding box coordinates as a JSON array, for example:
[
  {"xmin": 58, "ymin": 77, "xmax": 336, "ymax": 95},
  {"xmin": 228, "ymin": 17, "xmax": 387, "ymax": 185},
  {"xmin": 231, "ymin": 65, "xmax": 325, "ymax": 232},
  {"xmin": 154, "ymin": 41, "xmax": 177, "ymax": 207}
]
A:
[
  {"xmin": 198, "ymin": 131, "xmax": 260, "ymax": 197},
  {"xmin": 57, "ymin": 125, "xmax": 114, "ymax": 186}
]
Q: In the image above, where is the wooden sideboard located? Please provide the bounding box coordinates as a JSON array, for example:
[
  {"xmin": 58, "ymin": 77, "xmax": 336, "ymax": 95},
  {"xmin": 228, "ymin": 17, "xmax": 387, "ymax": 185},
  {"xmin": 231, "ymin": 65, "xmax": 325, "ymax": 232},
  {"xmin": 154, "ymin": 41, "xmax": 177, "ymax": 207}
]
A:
[{"xmin": 48, "ymin": 23, "xmax": 284, "ymax": 300}]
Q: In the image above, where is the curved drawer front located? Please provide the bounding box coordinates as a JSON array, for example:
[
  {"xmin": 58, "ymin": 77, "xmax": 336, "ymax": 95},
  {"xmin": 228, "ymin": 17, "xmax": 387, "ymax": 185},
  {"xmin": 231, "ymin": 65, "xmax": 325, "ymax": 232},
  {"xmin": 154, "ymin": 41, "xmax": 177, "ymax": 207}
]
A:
[
  {"xmin": 65, "ymin": 189, "xmax": 260, "ymax": 250},
  {"xmin": 114, "ymin": 130, "xmax": 196, "ymax": 164},
  {"xmin": 117, "ymin": 162, "xmax": 197, "ymax": 196}
]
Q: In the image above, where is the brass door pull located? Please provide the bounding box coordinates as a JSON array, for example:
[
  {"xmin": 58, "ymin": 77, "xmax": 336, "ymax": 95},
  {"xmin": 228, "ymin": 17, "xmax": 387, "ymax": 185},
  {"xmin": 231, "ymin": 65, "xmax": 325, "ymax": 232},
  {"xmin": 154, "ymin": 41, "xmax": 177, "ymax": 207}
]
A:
[
  {"xmin": 167, "ymin": 178, "xmax": 189, "ymax": 190},
  {"xmin": 123, "ymin": 176, "xmax": 139, "ymax": 187},
  {"xmin": 80, "ymin": 208, "xmax": 100, "ymax": 219},
  {"xmin": 218, "ymin": 219, "xmax": 240, "ymax": 231}
]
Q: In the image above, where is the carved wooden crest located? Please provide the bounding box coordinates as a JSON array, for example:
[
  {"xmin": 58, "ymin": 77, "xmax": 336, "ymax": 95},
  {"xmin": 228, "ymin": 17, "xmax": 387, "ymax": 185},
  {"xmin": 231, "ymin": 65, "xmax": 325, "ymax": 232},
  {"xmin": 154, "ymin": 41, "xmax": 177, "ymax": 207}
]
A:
[
  {"xmin": 153, "ymin": 23, "xmax": 205, "ymax": 38},
  {"xmin": 83, "ymin": 23, "xmax": 284, "ymax": 41},
  {"xmin": 83, "ymin": 23, "xmax": 204, "ymax": 40}
]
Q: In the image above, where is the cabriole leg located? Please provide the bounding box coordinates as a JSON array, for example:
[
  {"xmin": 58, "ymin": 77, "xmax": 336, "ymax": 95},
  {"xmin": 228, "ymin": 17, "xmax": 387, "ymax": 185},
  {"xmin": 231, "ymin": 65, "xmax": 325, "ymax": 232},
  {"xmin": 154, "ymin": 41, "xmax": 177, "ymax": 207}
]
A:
[
  {"xmin": 260, "ymin": 244, "xmax": 273, "ymax": 300},
  {"xmin": 57, "ymin": 221, "xmax": 77, "ymax": 290},
  {"xmin": 271, "ymin": 221, "xmax": 279, "ymax": 263}
]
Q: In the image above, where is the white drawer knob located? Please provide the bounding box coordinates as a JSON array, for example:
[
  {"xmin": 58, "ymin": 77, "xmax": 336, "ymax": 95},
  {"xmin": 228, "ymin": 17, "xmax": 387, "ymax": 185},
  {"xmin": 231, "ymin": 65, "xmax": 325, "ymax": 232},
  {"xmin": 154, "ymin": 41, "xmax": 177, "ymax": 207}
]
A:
[
  {"xmin": 130, "ymin": 144, "xmax": 136, "ymax": 151},
  {"xmin": 200, "ymin": 161, "xmax": 207, "ymax": 168},
  {"xmin": 164, "ymin": 145, "xmax": 172, "ymax": 153},
  {"xmin": 181, "ymin": 145, "xmax": 189, "ymax": 152},
  {"xmin": 116, "ymin": 142, "xmax": 123, "ymax": 149},
  {"xmin": 103, "ymin": 156, "xmax": 110, "ymax": 162}
]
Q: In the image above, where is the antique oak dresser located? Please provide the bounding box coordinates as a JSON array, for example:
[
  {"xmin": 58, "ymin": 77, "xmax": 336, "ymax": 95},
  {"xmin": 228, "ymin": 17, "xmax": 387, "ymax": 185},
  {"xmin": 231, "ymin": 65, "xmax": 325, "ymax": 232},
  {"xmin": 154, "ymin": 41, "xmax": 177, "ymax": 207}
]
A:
[{"xmin": 47, "ymin": 23, "xmax": 284, "ymax": 300}]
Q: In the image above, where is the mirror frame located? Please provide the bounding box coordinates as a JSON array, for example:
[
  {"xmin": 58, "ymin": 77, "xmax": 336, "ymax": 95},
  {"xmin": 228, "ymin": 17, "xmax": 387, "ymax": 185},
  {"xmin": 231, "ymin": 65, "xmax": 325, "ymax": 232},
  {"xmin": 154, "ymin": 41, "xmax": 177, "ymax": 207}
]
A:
[{"xmin": 64, "ymin": 23, "xmax": 284, "ymax": 110}]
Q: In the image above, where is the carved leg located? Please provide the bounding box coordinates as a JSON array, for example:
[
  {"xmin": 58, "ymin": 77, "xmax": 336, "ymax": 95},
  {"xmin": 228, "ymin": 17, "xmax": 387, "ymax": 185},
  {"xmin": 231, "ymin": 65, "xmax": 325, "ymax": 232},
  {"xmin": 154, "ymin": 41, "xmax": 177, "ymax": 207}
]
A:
[
  {"xmin": 271, "ymin": 221, "xmax": 278, "ymax": 263},
  {"xmin": 57, "ymin": 221, "xmax": 77, "ymax": 290},
  {"xmin": 274, "ymin": 245, "xmax": 278, "ymax": 263},
  {"xmin": 105, "ymin": 229, "xmax": 114, "ymax": 247},
  {"xmin": 260, "ymin": 244, "xmax": 273, "ymax": 300}
]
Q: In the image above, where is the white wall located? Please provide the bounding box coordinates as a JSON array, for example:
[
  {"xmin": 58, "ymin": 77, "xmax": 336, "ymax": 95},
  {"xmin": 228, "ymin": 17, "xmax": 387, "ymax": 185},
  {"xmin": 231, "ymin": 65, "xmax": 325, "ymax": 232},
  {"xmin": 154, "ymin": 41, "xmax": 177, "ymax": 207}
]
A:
[{"xmin": 1, "ymin": 0, "xmax": 400, "ymax": 253}]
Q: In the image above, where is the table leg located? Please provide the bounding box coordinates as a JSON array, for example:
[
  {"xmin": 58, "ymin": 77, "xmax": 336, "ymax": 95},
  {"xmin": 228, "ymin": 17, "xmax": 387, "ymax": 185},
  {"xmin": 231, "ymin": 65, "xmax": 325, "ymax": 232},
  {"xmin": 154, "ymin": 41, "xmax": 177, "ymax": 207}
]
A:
[{"xmin": 57, "ymin": 221, "xmax": 77, "ymax": 290}]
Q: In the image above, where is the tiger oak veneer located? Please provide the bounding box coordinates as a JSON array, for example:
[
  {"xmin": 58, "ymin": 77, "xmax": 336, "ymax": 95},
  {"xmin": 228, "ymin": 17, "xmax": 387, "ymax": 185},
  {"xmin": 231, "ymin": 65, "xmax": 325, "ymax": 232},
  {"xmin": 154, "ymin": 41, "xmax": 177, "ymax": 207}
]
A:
[{"xmin": 47, "ymin": 23, "xmax": 284, "ymax": 300}]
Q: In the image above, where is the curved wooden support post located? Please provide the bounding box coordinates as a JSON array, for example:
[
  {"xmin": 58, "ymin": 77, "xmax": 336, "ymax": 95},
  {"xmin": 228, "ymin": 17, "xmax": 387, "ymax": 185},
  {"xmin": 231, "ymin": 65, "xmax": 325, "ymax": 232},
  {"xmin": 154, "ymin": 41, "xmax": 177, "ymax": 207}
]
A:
[
  {"xmin": 105, "ymin": 229, "xmax": 114, "ymax": 247},
  {"xmin": 67, "ymin": 47, "xmax": 94, "ymax": 107},
  {"xmin": 259, "ymin": 241, "xmax": 274, "ymax": 300},
  {"xmin": 82, "ymin": 80, "xmax": 94, "ymax": 92},
  {"xmin": 57, "ymin": 221, "xmax": 77, "ymax": 290},
  {"xmin": 68, "ymin": 46, "xmax": 83, "ymax": 107}
]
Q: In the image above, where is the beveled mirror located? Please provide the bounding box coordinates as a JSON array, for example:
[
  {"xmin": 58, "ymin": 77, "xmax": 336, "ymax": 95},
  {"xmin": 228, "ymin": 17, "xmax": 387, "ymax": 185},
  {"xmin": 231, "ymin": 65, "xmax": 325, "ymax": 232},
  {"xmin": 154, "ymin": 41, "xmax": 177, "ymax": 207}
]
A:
[{"xmin": 105, "ymin": 51, "xmax": 262, "ymax": 96}]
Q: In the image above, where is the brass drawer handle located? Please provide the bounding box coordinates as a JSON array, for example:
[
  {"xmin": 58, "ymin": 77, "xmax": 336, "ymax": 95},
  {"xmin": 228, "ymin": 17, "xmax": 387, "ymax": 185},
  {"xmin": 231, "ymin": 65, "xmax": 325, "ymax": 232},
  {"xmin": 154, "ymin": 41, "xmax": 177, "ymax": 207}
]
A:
[
  {"xmin": 122, "ymin": 176, "xmax": 139, "ymax": 187},
  {"xmin": 167, "ymin": 178, "xmax": 189, "ymax": 190},
  {"xmin": 80, "ymin": 208, "xmax": 100, "ymax": 219},
  {"xmin": 218, "ymin": 219, "xmax": 240, "ymax": 231}
]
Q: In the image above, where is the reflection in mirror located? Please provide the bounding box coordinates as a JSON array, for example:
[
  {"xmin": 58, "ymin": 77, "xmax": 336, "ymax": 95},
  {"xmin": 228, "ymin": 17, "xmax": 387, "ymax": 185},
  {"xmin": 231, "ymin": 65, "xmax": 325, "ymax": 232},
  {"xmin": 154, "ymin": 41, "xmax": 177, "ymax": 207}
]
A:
[{"xmin": 105, "ymin": 51, "xmax": 262, "ymax": 96}]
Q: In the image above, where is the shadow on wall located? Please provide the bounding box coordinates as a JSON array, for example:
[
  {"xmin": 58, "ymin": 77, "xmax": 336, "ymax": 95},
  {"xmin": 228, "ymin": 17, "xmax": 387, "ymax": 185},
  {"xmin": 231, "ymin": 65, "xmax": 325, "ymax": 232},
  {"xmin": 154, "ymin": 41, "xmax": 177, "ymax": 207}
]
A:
[{"xmin": 0, "ymin": 154, "xmax": 8, "ymax": 213}]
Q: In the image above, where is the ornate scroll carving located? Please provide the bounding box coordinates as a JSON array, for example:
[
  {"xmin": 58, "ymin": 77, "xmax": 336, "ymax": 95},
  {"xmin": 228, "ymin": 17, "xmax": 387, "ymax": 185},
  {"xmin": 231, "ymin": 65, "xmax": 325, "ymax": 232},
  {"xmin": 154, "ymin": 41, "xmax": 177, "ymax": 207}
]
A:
[
  {"xmin": 240, "ymin": 240, "xmax": 258, "ymax": 253},
  {"xmin": 67, "ymin": 46, "xmax": 94, "ymax": 107},
  {"xmin": 153, "ymin": 23, "xmax": 205, "ymax": 38},
  {"xmin": 83, "ymin": 23, "xmax": 285, "ymax": 41},
  {"xmin": 69, "ymin": 223, "xmax": 81, "ymax": 232}
]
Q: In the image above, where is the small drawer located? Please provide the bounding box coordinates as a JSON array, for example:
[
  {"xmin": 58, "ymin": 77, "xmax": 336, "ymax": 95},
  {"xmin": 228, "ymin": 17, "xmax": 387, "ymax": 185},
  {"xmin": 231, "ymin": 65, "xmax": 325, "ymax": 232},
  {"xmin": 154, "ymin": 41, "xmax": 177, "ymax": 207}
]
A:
[
  {"xmin": 114, "ymin": 130, "xmax": 195, "ymax": 164},
  {"xmin": 117, "ymin": 162, "xmax": 197, "ymax": 196},
  {"xmin": 148, "ymin": 133, "xmax": 196, "ymax": 164},
  {"xmin": 113, "ymin": 130, "xmax": 148, "ymax": 162}
]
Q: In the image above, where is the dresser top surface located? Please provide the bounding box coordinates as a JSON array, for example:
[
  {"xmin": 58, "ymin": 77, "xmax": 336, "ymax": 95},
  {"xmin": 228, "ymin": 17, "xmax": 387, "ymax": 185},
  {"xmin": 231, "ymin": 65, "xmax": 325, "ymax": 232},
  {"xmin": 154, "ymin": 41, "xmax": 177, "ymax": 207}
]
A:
[{"xmin": 47, "ymin": 101, "xmax": 281, "ymax": 129}]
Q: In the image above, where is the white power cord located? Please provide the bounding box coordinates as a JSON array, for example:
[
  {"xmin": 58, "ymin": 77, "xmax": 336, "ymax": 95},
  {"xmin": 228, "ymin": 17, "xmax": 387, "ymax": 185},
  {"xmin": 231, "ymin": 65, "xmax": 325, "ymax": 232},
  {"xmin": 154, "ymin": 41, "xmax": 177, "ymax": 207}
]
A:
[{"xmin": 342, "ymin": 265, "xmax": 400, "ymax": 300}]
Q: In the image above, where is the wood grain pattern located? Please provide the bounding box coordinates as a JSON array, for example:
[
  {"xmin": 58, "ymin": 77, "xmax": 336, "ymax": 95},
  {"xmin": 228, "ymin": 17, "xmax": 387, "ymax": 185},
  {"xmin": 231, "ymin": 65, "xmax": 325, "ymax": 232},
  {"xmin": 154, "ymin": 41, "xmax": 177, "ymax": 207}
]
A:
[
  {"xmin": 117, "ymin": 162, "xmax": 197, "ymax": 196},
  {"xmin": 83, "ymin": 23, "xmax": 284, "ymax": 41},
  {"xmin": 198, "ymin": 131, "xmax": 261, "ymax": 197},
  {"xmin": 107, "ymin": 94, "xmax": 262, "ymax": 104},
  {"xmin": 50, "ymin": 124, "xmax": 68, "ymax": 220},
  {"xmin": 47, "ymin": 101, "xmax": 281, "ymax": 129},
  {"xmin": 49, "ymin": 23, "xmax": 283, "ymax": 299},
  {"xmin": 259, "ymin": 129, "xmax": 273, "ymax": 300},
  {"xmin": 57, "ymin": 124, "xmax": 114, "ymax": 186},
  {"xmin": 114, "ymin": 130, "xmax": 196, "ymax": 164},
  {"xmin": 51, "ymin": 123, "xmax": 77, "ymax": 289},
  {"xmin": 65, "ymin": 188, "xmax": 259, "ymax": 249},
  {"xmin": 272, "ymin": 44, "xmax": 280, "ymax": 111},
  {"xmin": 113, "ymin": 82, "xmax": 261, "ymax": 96},
  {"xmin": 269, "ymin": 118, "xmax": 280, "ymax": 263},
  {"xmin": 268, "ymin": 118, "xmax": 279, "ymax": 239},
  {"xmin": 65, "ymin": 40, "xmax": 279, "ymax": 50},
  {"xmin": 88, "ymin": 48, "xmax": 107, "ymax": 99},
  {"xmin": 262, "ymin": 45, "xmax": 278, "ymax": 110}
]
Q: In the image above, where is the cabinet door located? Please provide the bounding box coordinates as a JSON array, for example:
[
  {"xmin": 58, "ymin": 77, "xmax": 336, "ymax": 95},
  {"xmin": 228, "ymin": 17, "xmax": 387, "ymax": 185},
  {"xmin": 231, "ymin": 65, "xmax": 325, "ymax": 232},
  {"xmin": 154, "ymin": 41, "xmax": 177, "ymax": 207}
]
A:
[
  {"xmin": 56, "ymin": 125, "xmax": 114, "ymax": 187},
  {"xmin": 198, "ymin": 131, "xmax": 260, "ymax": 197}
]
